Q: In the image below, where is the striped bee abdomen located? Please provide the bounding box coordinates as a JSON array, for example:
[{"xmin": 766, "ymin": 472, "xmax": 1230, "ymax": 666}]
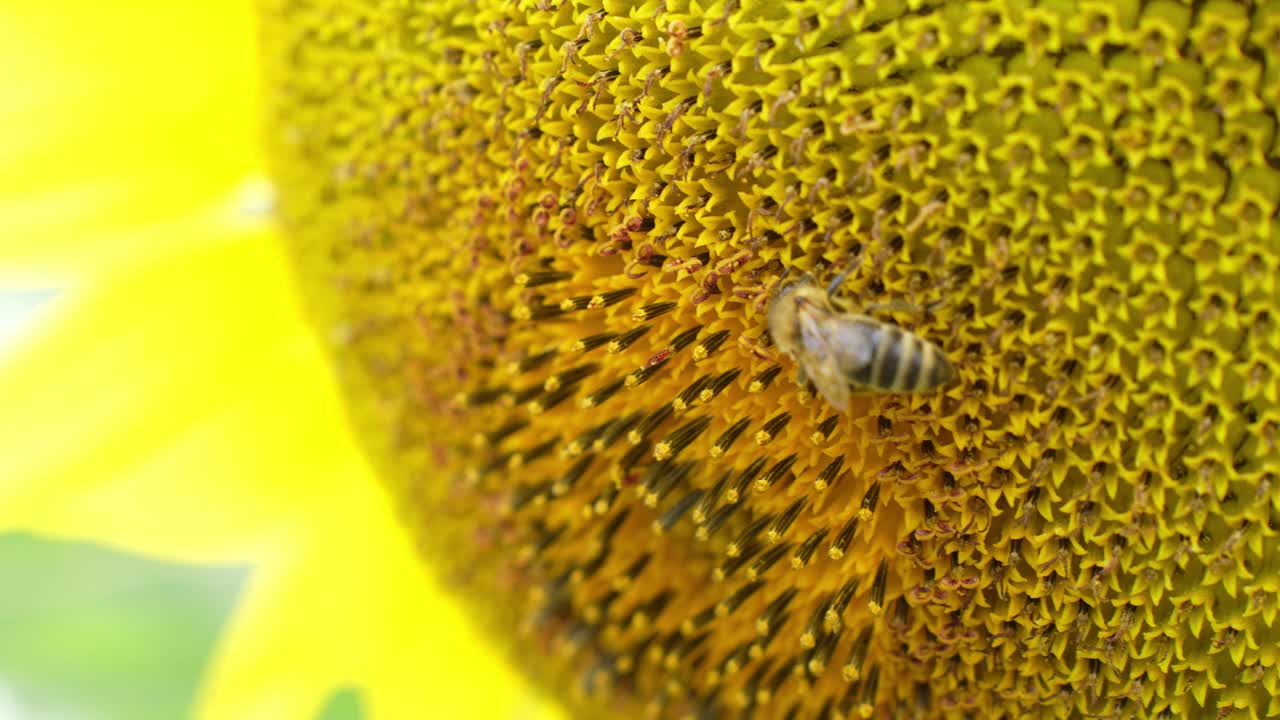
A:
[{"xmin": 851, "ymin": 319, "xmax": 954, "ymax": 393}]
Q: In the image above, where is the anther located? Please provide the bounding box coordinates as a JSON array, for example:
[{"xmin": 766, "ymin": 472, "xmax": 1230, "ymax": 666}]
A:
[
  {"xmin": 700, "ymin": 368, "xmax": 741, "ymax": 403},
  {"xmin": 529, "ymin": 385, "xmax": 575, "ymax": 414},
  {"xmin": 727, "ymin": 513, "xmax": 777, "ymax": 558},
  {"xmin": 543, "ymin": 363, "xmax": 600, "ymax": 392},
  {"xmin": 607, "ymin": 325, "xmax": 651, "ymax": 353},
  {"xmin": 842, "ymin": 625, "xmax": 873, "ymax": 682},
  {"xmin": 720, "ymin": 641, "xmax": 753, "ymax": 678},
  {"xmin": 680, "ymin": 604, "xmax": 719, "ymax": 637},
  {"xmin": 565, "ymin": 419, "xmax": 613, "ymax": 457},
  {"xmin": 524, "ymin": 524, "xmax": 566, "ymax": 561},
  {"xmin": 667, "ymin": 326, "xmax": 703, "ymax": 353},
  {"xmin": 475, "ymin": 419, "xmax": 528, "ymax": 447},
  {"xmin": 735, "ymin": 660, "xmax": 773, "ymax": 708},
  {"xmin": 581, "ymin": 378, "xmax": 625, "ymax": 408},
  {"xmin": 629, "ymin": 405, "xmax": 673, "ymax": 444},
  {"xmin": 713, "ymin": 542, "xmax": 764, "ymax": 582},
  {"xmin": 755, "ymin": 412, "xmax": 792, "ymax": 445},
  {"xmin": 792, "ymin": 528, "xmax": 828, "ymax": 569},
  {"xmin": 751, "ymin": 609, "xmax": 785, "ymax": 658},
  {"xmin": 800, "ymin": 593, "xmax": 833, "ymax": 649},
  {"xmin": 594, "ymin": 507, "xmax": 630, "ymax": 550},
  {"xmin": 570, "ymin": 550, "xmax": 608, "ymax": 585},
  {"xmin": 693, "ymin": 470, "xmax": 731, "ymax": 524},
  {"xmin": 558, "ymin": 295, "xmax": 593, "ymax": 312},
  {"xmin": 747, "ymin": 542, "xmax": 793, "ymax": 580},
  {"xmin": 514, "ymin": 303, "xmax": 567, "ymax": 321},
  {"xmin": 632, "ymin": 590, "xmax": 673, "ymax": 631},
  {"xmin": 858, "ymin": 664, "xmax": 880, "ymax": 712},
  {"xmin": 672, "ymin": 374, "xmax": 713, "ymax": 412},
  {"xmin": 710, "ymin": 417, "xmax": 752, "ymax": 459},
  {"xmin": 696, "ymin": 501, "xmax": 739, "ymax": 541},
  {"xmin": 567, "ymin": 331, "xmax": 617, "ymax": 353},
  {"xmin": 868, "ymin": 559, "xmax": 889, "ymax": 615},
  {"xmin": 766, "ymin": 497, "xmax": 807, "ymax": 542},
  {"xmin": 507, "ymin": 348, "xmax": 559, "ymax": 374},
  {"xmin": 514, "ymin": 270, "xmax": 573, "ymax": 287},
  {"xmin": 756, "ymin": 587, "xmax": 798, "ymax": 636},
  {"xmin": 591, "ymin": 483, "xmax": 619, "ymax": 516},
  {"xmin": 596, "ymin": 412, "xmax": 641, "ymax": 450},
  {"xmin": 755, "ymin": 453, "xmax": 798, "ymax": 493},
  {"xmin": 553, "ymin": 455, "xmax": 594, "ymax": 496},
  {"xmin": 727, "ymin": 457, "xmax": 767, "ymax": 503},
  {"xmin": 716, "ymin": 580, "xmax": 765, "ymax": 618},
  {"xmin": 642, "ymin": 461, "xmax": 693, "ymax": 507},
  {"xmin": 653, "ymin": 489, "xmax": 705, "ymax": 534},
  {"xmin": 586, "ymin": 287, "xmax": 638, "ymax": 309},
  {"xmin": 828, "ymin": 516, "xmax": 859, "ymax": 560},
  {"xmin": 759, "ymin": 660, "xmax": 793, "ymax": 705},
  {"xmin": 509, "ymin": 383, "xmax": 544, "ymax": 406},
  {"xmin": 615, "ymin": 443, "xmax": 650, "ymax": 485},
  {"xmin": 632, "ymin": 301, "xmax": 677, "ymax": 322},
  {"xmin": 814, "ymin": 455, "xmax": 844, "ymax": 491},
  {"xmin": 625, "ymin": 358, "xmax": 668, "ymax": 388},
  {"xmin": 692, "ymin": 329, "xmax": 731, "ymax": 361},
  {"xmin": 460, "ymin": 386, "xmax": 509, "ymax": 407},
  {"xmin": 653, "ymin": 416, "xmax": 712, "ymax": 461},
  {"xmin": 508, "ymin": 482, "xmax": 551, "ymax": 512},
  {"xmin": 806, "ymin": 625, "xmax": 842, "ymax": 675},
  {"xmin": 824, "ymin": 577, "xmax": 860, "ymax": 633},
  {"xmin": 611, "ymin": 553, "xmax": 652, "ymax": 593},
  {"xmin": 509, "ymin": 437, "xmax": 556, "ymax": 468},
  {"xmin": 859, "ymin": 481, "xmax": 881, "ymax": 521},
  {"xmin": 582, "ymin": 588, "xmax": 618, "ymax": 625},
  {"xmin": 748, "ymin": 365, "xmax": 783, "ymax": 392}
]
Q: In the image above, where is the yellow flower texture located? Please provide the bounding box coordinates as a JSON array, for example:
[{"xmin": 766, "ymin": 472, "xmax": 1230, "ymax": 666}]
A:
[{"xmin": 263, "ymin": 0, "xmax": 1280, "ymax": 717}]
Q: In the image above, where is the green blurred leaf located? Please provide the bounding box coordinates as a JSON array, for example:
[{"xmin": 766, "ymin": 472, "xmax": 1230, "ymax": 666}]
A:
[{"xmin": 0, "ymin": 532, "xmax": 243, "ymax": 720}]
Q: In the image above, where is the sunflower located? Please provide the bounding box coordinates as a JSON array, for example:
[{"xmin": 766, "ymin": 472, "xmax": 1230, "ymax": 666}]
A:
[{"xmin": 7, "ymin": 0, "xmax": 1280, "ymax": 719}]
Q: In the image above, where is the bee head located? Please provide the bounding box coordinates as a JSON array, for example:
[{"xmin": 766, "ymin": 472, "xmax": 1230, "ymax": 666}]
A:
[
  {"xmin": 765, "ymin": 272, "xmax": 817, "ymax": 356},
  {"xmin": 762, "ymin": 272, "xmax": 793, "ymax": 348}
]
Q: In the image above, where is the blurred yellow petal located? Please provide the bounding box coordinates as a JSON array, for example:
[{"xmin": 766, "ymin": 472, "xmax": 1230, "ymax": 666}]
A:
[
  {"xmin": 0, "ymin": 1, "xmax": 566, "ymax": 717},
  {"xmin": 0, "ymin": 1, "xmax": 260, "ymax": 275},
  {"xmin": 198, "ymin": 473, "xmax": 561, "ymax": 720},
  {"xmin": 0, "ymin": 210, "xmax": 328, "ymax": 560}
]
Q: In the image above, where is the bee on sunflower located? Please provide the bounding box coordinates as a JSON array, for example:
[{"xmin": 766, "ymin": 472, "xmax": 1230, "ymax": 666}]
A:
[
  {"xmin": 5, "ymin": 0, "xmax": 1277, "ymax": 718},
  {"xmin": 262, "ymin": 0, "xmax": 1279, "ymax": 717}
]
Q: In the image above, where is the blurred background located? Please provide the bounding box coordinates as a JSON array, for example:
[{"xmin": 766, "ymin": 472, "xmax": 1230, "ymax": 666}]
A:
[
  {"xmin": 0, "ymin": 1, "xmax": 365, "ymax": 717},
  {"xmin": 0, "ymin": 298, "xmax": 366, "ymax": 719},
  {"xmin": 0, "ymin": 531, "xmax": 240, "ymax": 720}
]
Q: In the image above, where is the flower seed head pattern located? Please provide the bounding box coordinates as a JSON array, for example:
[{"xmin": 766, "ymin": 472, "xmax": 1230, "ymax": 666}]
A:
[{"xmin": 262, "ymin": 0, "xmax": 1280, "ymax": 717}]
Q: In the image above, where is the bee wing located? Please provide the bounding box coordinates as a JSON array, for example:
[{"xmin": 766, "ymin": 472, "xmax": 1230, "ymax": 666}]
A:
[
  {"xmin": 798, "ymin": 310, "xmax": 853, "ymax": 412},
  {"xmin": 824, "ymin": 314, "xmax": 876, "ymax": 375}
]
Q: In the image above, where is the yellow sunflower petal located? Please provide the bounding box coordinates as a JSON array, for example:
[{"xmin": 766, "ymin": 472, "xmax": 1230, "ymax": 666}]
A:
[
  {"xmin": 197, "ymin": 474, "xmax": 563, "ymax": 720},
  {"xmin": 0, "ymin": 213, "xmax": 336, "ymax": 561},
  {"xmin": 0, "ymin": 0, "xmax": 260, "ymax": 274}
]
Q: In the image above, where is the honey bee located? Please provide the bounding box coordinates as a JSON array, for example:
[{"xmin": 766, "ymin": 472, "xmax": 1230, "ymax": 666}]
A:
[{"xmin": 766, "ymin": 269, "xmax": 955, "ymax": 411}]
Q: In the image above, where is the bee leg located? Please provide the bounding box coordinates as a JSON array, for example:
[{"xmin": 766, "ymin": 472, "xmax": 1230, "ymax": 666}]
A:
[
  {"xmin": 737, "ymin": 332, "xmax": 775, "ymax": 361},
  {"xmin": 795, "ymin": 365, "xmax": 809, "ymax": 388},
  {"xmin": 824, "ymin": 263, "xmax": 857, "ymax": 298}
]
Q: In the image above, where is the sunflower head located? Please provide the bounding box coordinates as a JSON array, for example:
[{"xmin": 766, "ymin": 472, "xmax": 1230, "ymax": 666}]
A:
[{"xmin": 261, "ymin": 0, "xmax": 1280, "ymax": 717}]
